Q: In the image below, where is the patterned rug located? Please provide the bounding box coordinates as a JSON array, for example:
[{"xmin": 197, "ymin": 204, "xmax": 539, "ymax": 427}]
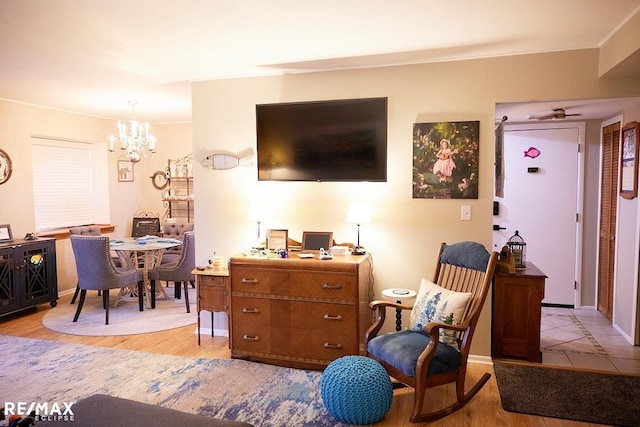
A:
[
  {"xmin": 0, "ymin": 335, "xmax": 349, "ymax": 426},
  {"xmin": 41, "ymin": 286, "xmax": 197, "ymax": 336}
]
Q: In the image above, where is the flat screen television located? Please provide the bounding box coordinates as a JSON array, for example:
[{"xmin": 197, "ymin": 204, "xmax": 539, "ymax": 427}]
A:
[{"xmin": 256, "ymin": 97, "xmax": 387, "ymax": 182}]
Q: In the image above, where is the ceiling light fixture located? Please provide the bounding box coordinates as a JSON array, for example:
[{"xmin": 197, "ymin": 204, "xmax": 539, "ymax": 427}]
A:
[{"xmin": 108, "ymin": 101, "xmax": 156, "ymax": 163}]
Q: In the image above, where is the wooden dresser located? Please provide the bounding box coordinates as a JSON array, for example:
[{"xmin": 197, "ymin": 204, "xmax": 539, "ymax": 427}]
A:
[
  {"xmin": 492, "ymin": 262, "xmax": 546, "ymax": 362},
  {"xmin": 229, "ymin": 253, "xmax": 372, "ymax": 369}
]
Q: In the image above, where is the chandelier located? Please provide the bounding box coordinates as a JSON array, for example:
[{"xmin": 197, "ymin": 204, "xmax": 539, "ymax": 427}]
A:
[{"xmin": 108, "ymin": 101, "xmax": 156, "ymax": 163}]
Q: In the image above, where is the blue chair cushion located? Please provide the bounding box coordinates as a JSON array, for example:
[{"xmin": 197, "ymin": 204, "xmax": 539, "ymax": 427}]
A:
[
  {"xmin": 440, "ymin": 241, "xmax": 489, "ymax": 271},
  {"xmin": 320, "ymin": 356, "xmax": 393, "ymax": 424},
  {"xmin": 367, "ymin": 330, "xmax": 461, "ymax": 377}
]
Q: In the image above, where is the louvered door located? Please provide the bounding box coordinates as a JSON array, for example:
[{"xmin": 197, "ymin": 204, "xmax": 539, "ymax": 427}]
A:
[{"xmin": 597, "ymin": 123, "xmax": 619, "ymax": 320}]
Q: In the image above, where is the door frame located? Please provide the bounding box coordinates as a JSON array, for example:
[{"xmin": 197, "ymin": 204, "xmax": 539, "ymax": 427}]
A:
[{"xmin": 498, "ymin": 122, "xmax": 585, "ymax": 308}]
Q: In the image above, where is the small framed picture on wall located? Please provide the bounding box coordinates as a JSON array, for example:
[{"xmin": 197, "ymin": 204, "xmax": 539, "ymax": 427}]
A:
[
  {"xmin": 620, "ymin": 121, "xmax": 639, "ymax": 200},
  {"xmin": 117, "ymin": 160, "xmax": 134, "ymax": 182}
]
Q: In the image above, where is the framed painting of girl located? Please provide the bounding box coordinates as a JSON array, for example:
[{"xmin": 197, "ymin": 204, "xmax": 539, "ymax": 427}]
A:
[{"xmin": 413, "ymin": 121, "xmax": 479, "ymax": 199}]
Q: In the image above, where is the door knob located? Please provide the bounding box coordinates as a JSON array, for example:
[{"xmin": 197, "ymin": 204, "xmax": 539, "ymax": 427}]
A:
[{"xmin": 493, "ymin": 225, "xmax": 506, "ymax": 230}]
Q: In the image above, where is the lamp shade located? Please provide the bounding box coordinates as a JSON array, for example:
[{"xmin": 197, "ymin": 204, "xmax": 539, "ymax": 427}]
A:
[
  {"xmin": 346, "ymin": 203, "xmax": 371, "ymax": 225},
  {"xmin": 248, "ymin": 203, "xmax": 270, "ymax": 222}
]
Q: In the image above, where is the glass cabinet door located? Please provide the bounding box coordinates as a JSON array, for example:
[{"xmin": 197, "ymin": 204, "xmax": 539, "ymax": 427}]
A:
[
  {"xmin": 0, "ymin": 249, "xmax": 17, "ymax": 313},
  {"xmin": 21, "ymin": 241, "xmax": 57, "ymax": 305}
]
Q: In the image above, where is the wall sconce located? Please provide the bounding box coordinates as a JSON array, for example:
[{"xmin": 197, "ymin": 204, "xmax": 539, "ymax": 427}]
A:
[{"xmin": 346, "ymin": 203, "xmax": 371, "ymax": 255}]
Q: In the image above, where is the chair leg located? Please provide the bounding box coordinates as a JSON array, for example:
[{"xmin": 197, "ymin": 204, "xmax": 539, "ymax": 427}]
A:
[
  {"xmin": 151, "ymin": 280, "xmax": 156, "ymax": 309},
  {"xmin": 104, "ymin": 289, "xmax": 110, "ymax": 325},
  {"xmin": 138, "ymin": 281, "xmax": 144, "ymax": 311},
  {"xmin": 70, "ymin": 283, "xmax": 80, "ymax": 304},
  {"xmin": 175, "ymin": 281, "xmax": 182, "ymax": 299},
  {"xmin": 183, "ymin": 281, "xmax": 190, "ymax": 313},
  {"xmin": 73, "ymin": 289, "xmax": 87, "ymax": 322}
]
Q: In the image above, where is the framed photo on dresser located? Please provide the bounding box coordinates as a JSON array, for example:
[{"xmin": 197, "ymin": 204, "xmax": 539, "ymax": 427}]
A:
[{"xmin": 267, "ymin": 229, "xmax": 288, "ymax": 251}]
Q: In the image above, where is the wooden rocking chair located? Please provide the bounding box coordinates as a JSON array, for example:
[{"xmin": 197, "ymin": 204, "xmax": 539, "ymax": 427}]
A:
[{"xmin": 366, "ymin": 241, "xmax": 498, "ymax": 423}]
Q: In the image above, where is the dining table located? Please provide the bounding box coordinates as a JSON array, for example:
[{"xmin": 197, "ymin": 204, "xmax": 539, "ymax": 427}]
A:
[{"xmin": 110, "ymin": 235, "xmax": 182, "ymax": 309}]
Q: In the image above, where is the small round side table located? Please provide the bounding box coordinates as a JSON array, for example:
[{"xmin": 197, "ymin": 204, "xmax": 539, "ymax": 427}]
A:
[{"xmin": 381, "ymin": 288, "xmax": 417, "ymax": 331}]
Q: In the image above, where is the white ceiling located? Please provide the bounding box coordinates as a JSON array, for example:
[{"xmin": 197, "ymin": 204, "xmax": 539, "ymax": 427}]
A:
[{"xmin": 1, "ymin": 0, "xmax": 640, "ymax": 123}]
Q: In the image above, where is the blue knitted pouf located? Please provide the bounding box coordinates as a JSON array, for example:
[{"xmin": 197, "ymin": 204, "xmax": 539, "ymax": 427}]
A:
[{"xmin": 321, "ymin": 355, "xmax": 393, "ymax": 424}]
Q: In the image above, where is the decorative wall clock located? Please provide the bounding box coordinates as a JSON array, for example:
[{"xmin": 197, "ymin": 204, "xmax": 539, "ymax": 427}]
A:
[{"xmin": 0, "ymin": 149, "xmax": 12, "ymax": 185}]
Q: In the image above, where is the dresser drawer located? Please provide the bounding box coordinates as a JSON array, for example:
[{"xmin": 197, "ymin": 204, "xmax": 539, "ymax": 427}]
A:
[
  {"xmin": 231, "ymin": 297, "xmax": 358, "ymax": 360},
  {"xmin": 231, "ymin": 268, "xmax": 356, "ymax": 301},
  {"xmin": 200, "ymin": 275, "xmax": 227, "ymax": 287},
  {"xmin": 231, "ymin": 297, "xmax": 273, "ymax": 354}
]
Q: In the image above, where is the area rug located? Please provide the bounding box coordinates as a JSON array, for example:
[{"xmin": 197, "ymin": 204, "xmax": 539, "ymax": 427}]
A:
[
  {"xmin": 42, "ymin": 286, "xmax": 197, "ymax": 336},
  {"xmin": 0, "ymin": 335, "xmax": 349, "ymax": 427},
  {"xmin": 494, "ymin": 361, "xmax": 640, "ymax": 426}
]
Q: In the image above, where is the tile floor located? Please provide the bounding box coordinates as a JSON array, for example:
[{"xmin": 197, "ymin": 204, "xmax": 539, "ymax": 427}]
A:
[{"xmin": 540, "ymin": 306, "xmax": 640, "ymax": 373}]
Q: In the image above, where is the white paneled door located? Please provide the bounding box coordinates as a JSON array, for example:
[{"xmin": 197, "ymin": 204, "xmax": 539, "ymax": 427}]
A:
[{"xmin": 493, "ymin": 123, "xmax": 583, "ymax": 306}]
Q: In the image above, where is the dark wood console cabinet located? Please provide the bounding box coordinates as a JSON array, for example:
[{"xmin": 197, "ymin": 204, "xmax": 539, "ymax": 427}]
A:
[
  {"xmin": 229, "ymin": 254, "xmax": 372, "ymax": 369},
  {"xmin": 492, "ymin": 262, "xmax": 546, "ymax": 362},
  {"xmin": 0, "ymin": 238, "xmax": 58, "ymax": 316}
]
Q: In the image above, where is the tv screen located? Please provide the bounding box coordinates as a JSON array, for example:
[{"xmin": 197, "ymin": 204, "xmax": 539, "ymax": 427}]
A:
[{"xmin": 256, "ymin": 97, "xmax": 387, "ymax": 182}]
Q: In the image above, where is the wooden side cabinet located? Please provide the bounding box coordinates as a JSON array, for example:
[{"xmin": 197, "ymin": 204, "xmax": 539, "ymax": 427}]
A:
[
  {"xmin": 229, "ymin": 254, "xmax": 372, "ymax": 369},
  {"xmin": 192, "ymin": 268, "xmax": 229, "ymax": 345},
  {"xmin": 0, "ymin": 237, "xmax": 58, "ymax": 317},
  {"xmin": 492, "ymin": 262, "xmax": 546, "ymax": 362}
]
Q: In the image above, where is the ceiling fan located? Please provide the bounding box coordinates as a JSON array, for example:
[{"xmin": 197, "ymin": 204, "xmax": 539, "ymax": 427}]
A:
[{"xmin": 527, "ymin": 108, "xmax": 582, "ymax": 120}]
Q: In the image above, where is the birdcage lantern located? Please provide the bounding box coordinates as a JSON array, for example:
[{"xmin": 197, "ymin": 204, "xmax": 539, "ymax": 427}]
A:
[{"xmin": 507, "ymin": 230, "xmax": 526, "ymax": 269}]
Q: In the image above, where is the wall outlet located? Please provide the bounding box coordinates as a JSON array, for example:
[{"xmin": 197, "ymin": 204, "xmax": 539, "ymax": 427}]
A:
[{"xmin": 461, "ymin": 205, "xmax": 472, "ymax": 221}]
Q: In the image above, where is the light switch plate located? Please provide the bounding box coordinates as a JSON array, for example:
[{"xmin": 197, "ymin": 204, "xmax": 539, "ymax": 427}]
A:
[{"xmin": 461, "ymin": 205, "xmax": 472, "ymax": 221}]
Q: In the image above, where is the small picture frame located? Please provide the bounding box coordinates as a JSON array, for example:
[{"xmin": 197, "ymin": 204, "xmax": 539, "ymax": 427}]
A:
[
  {"xmin": 267, "ymin": 229, "xmax": 288, "ymax": 251},
  {"xmin": 620, "ymin": 121, "xmax": 639, "ymax": 200},
  {"xmin": 0, "ymin": 224, "xmax": 13, "ymax": 243},
  {"xmin": 117, "ymin": 160, "xmax": 134, "ymax": 182},
  {"xmin": 301, "ymin": 231, "xmax": 333, "ymax": 252}
]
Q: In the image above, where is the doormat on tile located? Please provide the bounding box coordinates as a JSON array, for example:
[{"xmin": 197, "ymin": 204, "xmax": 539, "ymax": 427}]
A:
[
  {"xmin": 494, "ymin": 361, "xmax": 640, "ymax": 427},
  {"xmin": 0, "ymin": 335, "xmax": 348, "ymax": 427}
]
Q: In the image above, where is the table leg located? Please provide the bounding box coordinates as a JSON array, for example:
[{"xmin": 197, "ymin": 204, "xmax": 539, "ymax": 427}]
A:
[{"xmin": 395, "ymin": 300, "xmax": 402, "ymax": 331}]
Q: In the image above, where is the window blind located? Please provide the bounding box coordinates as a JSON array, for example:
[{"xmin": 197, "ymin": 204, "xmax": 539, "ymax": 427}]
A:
[{"xmin": 31, "ymin": 138, "xmax": 108, "ymax": 231}]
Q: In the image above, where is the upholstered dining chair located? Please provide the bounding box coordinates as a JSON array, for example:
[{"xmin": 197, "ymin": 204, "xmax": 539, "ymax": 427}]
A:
[
  {"xmin": 69, "ymin": 225, "xmax": 122, "ymax": 304},
  {"xmin": 159, "ymin": 222, "xmax": 194, "ymax": 265},
  {"xmin": 366, "ymin": 241, "xmax": 498, "ymax": 423},
  {"xmin": 70, "ymin": 235, "xmax": 144, "ymax": 325},
  {"xmin": 149, "ymin": 231, "xmax": 195, "ymax": 313}
]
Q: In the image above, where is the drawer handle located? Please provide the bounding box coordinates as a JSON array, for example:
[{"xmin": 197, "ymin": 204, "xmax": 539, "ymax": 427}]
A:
[
  {"xmin": 242, "ymin": 308, "xmax": 260, "ymax": 314},
  {"xmin": 243, "ymin": 335, "xmax": 260, "ymax": 341},
  {"xmin": 242, "ymin": 278, "xmax": 259, "ymax": 284},
  {"xmin": 323, "ymin": 314, "xmax": 343, "ymax": 321},
  {"xmin": 322, "ymin": 283, "xmax": 343, "ymax": 290},
  {"xmin": 323, "ymin": 343, "xmax": 343, "ymax": 349}
]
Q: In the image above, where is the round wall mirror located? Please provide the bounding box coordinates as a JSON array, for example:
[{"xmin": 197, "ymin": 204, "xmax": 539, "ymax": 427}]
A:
[{"xmin": 0, "ymin": 149, "xmax": 12, "ymax": 185}]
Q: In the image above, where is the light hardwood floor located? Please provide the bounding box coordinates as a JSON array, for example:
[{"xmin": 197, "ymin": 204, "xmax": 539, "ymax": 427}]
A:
[{"xmin": 0, "ymin": 294, "xmax": 602, "ymax": 427}]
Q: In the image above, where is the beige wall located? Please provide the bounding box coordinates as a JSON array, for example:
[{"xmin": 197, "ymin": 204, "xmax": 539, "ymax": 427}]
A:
[
  {"xmin": 192, "ymin": 48, "xmax": 640, "ymax": 356},
  {"xmin": 2, "ymin": 47, "xmax": 640, "ymax": 355}
]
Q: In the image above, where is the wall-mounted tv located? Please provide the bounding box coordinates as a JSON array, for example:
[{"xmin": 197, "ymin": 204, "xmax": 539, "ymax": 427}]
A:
[{"xmin": 256, "ymin": 97, "xmax": 387, "ymax": 182}]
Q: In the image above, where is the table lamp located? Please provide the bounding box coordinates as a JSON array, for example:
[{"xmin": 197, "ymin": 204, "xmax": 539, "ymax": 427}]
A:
[
  {"xmin": 346, "ymin": 203, "xmax": 371, "ymax": 255},
  {"xmin": 248, "ymin": 203, "xmax": 270, "ymax": 249}
]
